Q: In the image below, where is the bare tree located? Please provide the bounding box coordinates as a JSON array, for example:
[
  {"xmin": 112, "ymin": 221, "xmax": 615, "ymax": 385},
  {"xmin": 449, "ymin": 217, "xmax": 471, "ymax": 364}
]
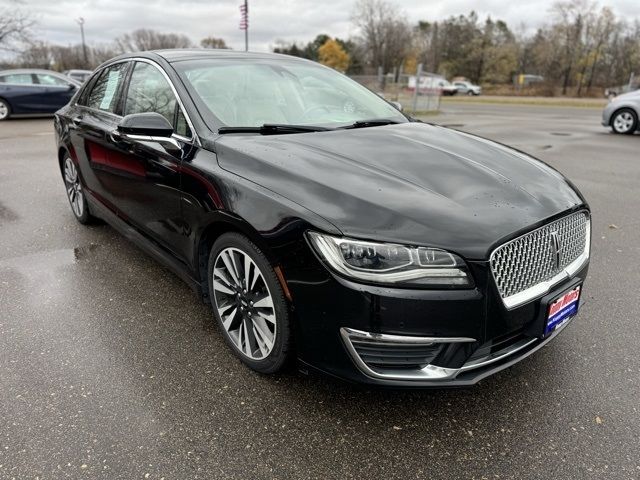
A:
[
  {"xmin": 17, "ymin": 41, "xmax": 51, "ymax": 68},
  {"xmin": 351, "ymin": 0, "xmax": 412, "ymax": 73},
  {"xmin": 116, "ymin": 29, "xmax": 192, "ymax": 53},
  {"xmin": 0, "ymin": 1, "xmax": 34, "ymax": 51},
  {"xmin": 201, "ymin": 37, "xmax": 229, "ymax": 49}
]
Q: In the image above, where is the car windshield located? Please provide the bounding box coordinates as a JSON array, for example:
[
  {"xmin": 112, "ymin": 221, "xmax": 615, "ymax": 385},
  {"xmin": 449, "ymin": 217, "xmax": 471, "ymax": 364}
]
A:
[{"xmin": 173, "ymin": 58, "xmax": 407, "ymax": 129}]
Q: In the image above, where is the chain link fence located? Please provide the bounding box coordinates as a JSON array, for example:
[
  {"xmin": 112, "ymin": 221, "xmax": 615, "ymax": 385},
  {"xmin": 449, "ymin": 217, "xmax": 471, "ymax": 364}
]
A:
[{"xmin": 349, "ymin": 66, "xmax": 443, "ymax": 113}]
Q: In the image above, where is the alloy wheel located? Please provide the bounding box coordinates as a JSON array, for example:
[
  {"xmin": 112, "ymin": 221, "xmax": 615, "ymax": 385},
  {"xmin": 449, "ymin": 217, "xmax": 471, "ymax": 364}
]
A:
[
  {"xmin": 64, "ymin": 158, "xmax": 84, "ymax": 218},
  {"xmin": 613, "ymin": 111, "xmax": 635, "ymax": 133},
  {"xmin": 0, "ymin": 101, "xmax": 9, "ymax": 120},
  {"xmin": 212, "ymin": 247, "xmax": 277, "ymax": 360}
]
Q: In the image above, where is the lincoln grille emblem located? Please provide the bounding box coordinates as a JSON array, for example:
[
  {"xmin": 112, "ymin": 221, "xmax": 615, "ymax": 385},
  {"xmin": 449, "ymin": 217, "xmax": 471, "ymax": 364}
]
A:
[{"xmin": 550, "ymin": 230, "xmax": 561, "ymax": 269}]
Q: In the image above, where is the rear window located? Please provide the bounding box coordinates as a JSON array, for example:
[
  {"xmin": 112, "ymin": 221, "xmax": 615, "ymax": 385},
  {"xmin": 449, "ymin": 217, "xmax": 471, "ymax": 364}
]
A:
[{"xmin": 85, "ymin": 63, "xmax": 128, "ymax": 113}]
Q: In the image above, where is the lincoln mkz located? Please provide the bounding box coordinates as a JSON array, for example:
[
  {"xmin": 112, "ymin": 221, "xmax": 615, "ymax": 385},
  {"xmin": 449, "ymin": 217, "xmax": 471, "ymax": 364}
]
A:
[{"xmin": 54, "ymin": 50, "xmax": 591, "ymax": 386}]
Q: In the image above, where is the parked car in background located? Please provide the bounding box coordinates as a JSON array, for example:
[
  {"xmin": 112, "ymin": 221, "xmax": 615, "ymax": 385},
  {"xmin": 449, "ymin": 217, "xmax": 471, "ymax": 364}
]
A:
[
  {"xmin": 438, "ymin": 79, "xmax": 458, "ymax": 96},
  {"xmin": 602, "ymin": 89, "xmax": 640, "ymax": 134},
  {"xmin": 64, "ymin": 69, "xmax": 93, "ymax": 83},
  {"xmin": 454, "ymin": 81, "xmax": 481, "ymax": 96},
  {"xmin": 408, "ymin": 75, "xmax": 458, "ymax": 95},
  {"xmin": 54, "ymin": 49, "xmax": 591, "ymax": 387},
  {"xmin": 0, "ymin": 69, "xmax": 80, "ymax": 120}
]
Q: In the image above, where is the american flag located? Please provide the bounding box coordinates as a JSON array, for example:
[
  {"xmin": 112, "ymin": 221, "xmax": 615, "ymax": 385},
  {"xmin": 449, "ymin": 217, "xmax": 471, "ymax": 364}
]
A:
[{"xmin": 239, "ymin": 1, "xmax": 248, "ymax": 30}]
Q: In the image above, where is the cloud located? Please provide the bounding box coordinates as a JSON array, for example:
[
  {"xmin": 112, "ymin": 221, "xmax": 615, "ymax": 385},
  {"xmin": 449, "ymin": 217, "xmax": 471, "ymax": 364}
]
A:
[{"xmin": 22, "ymin": 0, "xmax": 640, "ymax": 52}]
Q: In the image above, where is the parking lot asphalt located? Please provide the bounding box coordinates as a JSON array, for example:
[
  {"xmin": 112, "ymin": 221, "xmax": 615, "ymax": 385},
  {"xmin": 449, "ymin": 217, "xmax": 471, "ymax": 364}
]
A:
[{"xmin": 1, "ymin": 104, "xmax": 639, "ymax": 480}]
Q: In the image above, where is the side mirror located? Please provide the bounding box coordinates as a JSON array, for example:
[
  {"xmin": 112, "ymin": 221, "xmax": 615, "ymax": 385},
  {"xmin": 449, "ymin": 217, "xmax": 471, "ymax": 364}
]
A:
[
  {"xmin": 118, "ymin": 112, "xmax": 174, "ymax": 137},
  {"xmin": 390, "ymin": 101, "xmax": 403, "ymax": 112}
]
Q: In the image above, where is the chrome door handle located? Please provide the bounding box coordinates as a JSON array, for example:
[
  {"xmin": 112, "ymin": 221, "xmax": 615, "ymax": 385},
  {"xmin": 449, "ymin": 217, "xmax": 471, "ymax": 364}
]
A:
[{"xmin": 109, "ymin": 129, "xmax": 123, "ymax": 143}]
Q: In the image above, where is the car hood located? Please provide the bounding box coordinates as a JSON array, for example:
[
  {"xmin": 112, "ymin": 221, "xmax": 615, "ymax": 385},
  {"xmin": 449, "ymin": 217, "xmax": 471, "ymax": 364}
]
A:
[
  {"xmin": 214, "ymin": 123, "xmax": 585, "ymax": 259},
  {"xmin": 612, "ymin": 90, "xmax": 640, "ymax": 101}
]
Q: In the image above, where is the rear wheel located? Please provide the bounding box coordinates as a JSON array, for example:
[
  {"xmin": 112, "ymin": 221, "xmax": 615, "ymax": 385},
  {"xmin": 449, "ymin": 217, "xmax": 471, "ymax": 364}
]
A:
[
  {"xmin": 208, "ymin": 232, "xmax": 291, "ymax": 374},
  {"xmin": 0, "ymin": 99, "xmax": 10, "ymax": 121},
  {"xmin": 611, "ymin": 108, "xmax": 638, "ymax": 134},
  {"xmin": 62, "ymin": 157, "xmax": 93, "ymax": 224}
]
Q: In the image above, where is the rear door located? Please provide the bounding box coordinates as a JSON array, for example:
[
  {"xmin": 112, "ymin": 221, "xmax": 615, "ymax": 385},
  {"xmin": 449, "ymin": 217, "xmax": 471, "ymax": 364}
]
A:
[{"xmin": 68, "ymin": 61, "xmax": 131, "ymax": 209}]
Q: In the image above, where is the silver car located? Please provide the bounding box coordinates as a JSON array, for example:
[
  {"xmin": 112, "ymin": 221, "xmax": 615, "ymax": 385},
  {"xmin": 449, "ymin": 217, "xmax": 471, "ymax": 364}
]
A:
[
  {"xmin": 454, "ymin": 81, "xmax": 481, "ymax": 96},
  {"xmin": 602, "ymin": 90, "xmax": 640, "ymax": 134}
]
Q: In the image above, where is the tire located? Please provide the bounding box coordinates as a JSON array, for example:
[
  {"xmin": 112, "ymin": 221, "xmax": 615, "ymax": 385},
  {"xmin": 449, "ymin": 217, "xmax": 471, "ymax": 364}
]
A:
[
  {"xmin": 0, "ymin": 99, "xmax": 10, "ymax": 121},
  {"xmin": 208, "ymin": 232, "xmax": 291, "ymax": 374},
  {"xmin": 611, "ymin": 108, "xmax": 638, "ymax": 135},
  {"xmin": 62, "ymin": 156, "xmax": 94, "ymax": 224},
  {"xmin": 467, "ymin": 90, "xmax": 474, "ymax": 96}
]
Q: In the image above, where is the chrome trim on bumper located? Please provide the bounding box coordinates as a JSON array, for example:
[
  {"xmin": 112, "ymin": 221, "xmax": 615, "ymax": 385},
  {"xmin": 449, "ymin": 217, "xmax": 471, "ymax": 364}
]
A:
[
  {"xmin": 340, "ymin": 321, "xmax": 572, "ymax": 382},
  {"xmin": 341, "ymin": 328, "xmax": 476, "ymax": 346}
]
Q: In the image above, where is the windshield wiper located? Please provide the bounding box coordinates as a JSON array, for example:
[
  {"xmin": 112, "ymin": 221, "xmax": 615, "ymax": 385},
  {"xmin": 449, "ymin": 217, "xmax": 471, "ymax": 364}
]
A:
[
  {"xmin": 218, "ymin": 124, "xmax": 332, "ymax": 135},
  {"xmin": 339, "ymin": 119, "xmax": 402, "ymax": 129}
]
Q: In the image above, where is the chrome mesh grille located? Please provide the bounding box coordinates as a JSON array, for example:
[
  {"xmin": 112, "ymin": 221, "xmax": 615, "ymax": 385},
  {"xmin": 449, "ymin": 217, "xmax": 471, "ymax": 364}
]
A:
[{"xmin": 490, "ymin": 211, "xmax": 589, "ymax": 303}]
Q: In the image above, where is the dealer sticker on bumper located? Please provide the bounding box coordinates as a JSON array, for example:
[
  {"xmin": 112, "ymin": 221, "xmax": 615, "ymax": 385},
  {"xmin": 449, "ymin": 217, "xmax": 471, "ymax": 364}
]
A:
[{"xmin": 546, "ymin": 285, "xmax": 581, "ymax": 335}]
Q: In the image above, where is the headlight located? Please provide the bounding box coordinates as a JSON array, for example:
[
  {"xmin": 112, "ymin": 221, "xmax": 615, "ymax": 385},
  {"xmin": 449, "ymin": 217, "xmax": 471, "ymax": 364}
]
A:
[{"xmin": 306, "ymin": 232, "xmax": 473, "ymax": 288}]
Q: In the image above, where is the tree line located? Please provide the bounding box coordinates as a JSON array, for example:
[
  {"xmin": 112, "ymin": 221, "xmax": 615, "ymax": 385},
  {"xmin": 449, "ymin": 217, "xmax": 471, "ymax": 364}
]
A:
[
  {"xmin": 276, "ymin": 0, "xmax": 640, "ymax": 95},
  {"xmin": 1, "ymin": 0, "xmax": 639, "ymax": 96}
]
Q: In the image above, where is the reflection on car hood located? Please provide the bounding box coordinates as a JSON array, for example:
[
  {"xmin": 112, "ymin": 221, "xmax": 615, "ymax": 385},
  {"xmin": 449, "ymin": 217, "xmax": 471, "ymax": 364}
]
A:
[{"xmin": 215, "ymin": 123, "xmax": 584, "ymax": 259}]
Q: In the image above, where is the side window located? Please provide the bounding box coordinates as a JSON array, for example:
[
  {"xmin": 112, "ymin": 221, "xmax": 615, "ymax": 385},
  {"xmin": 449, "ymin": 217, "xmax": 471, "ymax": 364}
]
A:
[
  {"xmin": 0, "ymin": 73, "xmax": 35, "ymax": 85},
  {"xmin": 124, "ymin": 62, "xmax": 191, "ymax": 137},
  {"xmin": 86, "ymin": 63, "xmax": 127, "ymax": 113},
  {"xmin": 36, "ymin": 74, "xmax": 70, "ymax": 86}
]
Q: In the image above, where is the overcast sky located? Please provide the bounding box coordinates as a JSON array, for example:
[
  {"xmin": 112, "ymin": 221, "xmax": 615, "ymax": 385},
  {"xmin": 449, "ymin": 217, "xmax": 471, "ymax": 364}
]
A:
[{"xmin": 22, "ymin": 0, "xmax": 640, "ymax": 51}]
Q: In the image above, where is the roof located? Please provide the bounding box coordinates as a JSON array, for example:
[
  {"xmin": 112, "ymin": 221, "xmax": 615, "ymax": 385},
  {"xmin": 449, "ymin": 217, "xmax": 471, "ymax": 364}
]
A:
[
  {"xmin": 154, "ymin": 48, "xmax": 301, "ymax": 63},
  {"xmin": 0, "ymin": 68, "xmax": 70, "ymax": 75},
  {"xmin": 101, "ymin": 48, "xmax": 308, "ymax": 65}
]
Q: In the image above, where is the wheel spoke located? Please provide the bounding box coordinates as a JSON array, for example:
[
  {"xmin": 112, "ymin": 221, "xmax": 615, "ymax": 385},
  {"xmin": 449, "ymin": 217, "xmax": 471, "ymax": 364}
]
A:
[
  {"xmin": 214, "ymin": 267, "xmax": 234, "ymax": 289},
  {"xmin": 253, "ymin": 294, "xmax": 274, "ymax": 309},
  {"xmin": 221, "ymin": 306, "xmax": 238, "ymax": 331},
  {"xmin": 244, "ymin": 255, "xmax": 252, "ymax": 291},
  {"xmin": 252, "ymin": 315, "xmax": 274, "ymax": 349},
  {"xmin": 242, "ymin": 319, "xmax": 251, "ymax": 356},
  {"xmin": 221, "ymin": 250, "xmax": 241, "ymax": 286},
  {"xmin": 213, "ymin": 280, "xmax": 235, "ymax": 295},
  {"xmin": 255, "ymin": 309, "xmax": 276, "ymax": 324}
]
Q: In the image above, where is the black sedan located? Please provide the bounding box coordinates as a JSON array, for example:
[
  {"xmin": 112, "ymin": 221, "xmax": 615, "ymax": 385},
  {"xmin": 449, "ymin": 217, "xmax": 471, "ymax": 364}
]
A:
[
  {"xmin": 0, "ymin": 69, "xmax": 80, "ymax": 120},
  {"xmin": 53, "ymin": 50, "xmax": 591, "ymax": 387}
]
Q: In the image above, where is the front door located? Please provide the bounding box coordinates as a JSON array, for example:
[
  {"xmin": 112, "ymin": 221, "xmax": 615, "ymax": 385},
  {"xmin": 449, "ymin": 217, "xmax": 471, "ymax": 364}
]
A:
[{"xmin": 102, "ymin": 60, "xmax": 194, "ymax": 261}]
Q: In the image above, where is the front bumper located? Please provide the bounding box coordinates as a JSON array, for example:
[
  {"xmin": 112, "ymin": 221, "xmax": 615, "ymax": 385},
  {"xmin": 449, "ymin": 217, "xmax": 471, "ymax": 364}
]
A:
[
  {"xmin": 285, "ymin": 243, "xmax": 589, "ymax": 387},
  {"xmin": 602, "ymin": 103, "xmax": 614, "ymax": 126}
]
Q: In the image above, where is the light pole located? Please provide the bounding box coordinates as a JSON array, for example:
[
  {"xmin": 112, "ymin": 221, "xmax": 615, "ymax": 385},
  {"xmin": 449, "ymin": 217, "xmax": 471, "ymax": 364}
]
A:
[
  {"xmin": 76, "ymin": 17, "xmax": 88, "ymax": 66},
  {"xmin": 239, "ymin": 0, "xmax": 249, "ymax": 52}
]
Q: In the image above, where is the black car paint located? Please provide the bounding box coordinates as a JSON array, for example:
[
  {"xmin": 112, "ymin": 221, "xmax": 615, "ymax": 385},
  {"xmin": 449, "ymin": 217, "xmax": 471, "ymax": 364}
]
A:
[{"xmin": 54, "ymin": 50, "xmax": 590, "ymax": 386}]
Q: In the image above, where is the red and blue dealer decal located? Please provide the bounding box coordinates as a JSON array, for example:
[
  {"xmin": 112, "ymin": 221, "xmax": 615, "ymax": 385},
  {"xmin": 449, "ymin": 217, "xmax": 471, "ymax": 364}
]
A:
[{"xmin": 545, "ymin": 285, "xmax": 581, "ymax": 335}]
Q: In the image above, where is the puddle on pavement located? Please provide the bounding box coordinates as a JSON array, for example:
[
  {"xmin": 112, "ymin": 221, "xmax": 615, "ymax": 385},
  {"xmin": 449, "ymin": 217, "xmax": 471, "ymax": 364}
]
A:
[{"xmin": 0, "ymin": 243, "xmax": 101, "ymax": 278}]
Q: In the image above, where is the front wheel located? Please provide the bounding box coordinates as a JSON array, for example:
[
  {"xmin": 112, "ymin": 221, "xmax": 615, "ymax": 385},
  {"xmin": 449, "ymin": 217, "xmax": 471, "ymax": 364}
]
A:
[
  {"xmin": 208, "ymin": 232, "xmax": 291, "ymax": 374},
  {"xmin": 611, "ymin": 108, "xmax": 638, "ymax": 134}
]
